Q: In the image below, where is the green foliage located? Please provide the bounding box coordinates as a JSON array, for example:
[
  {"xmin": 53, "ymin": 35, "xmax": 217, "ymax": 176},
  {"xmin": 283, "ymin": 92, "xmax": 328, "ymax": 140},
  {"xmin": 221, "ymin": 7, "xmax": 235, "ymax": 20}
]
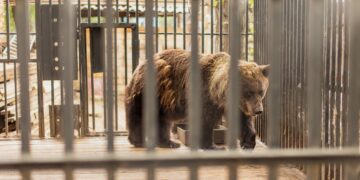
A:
[{"xmin": 5, "ymin": 4, "xmax": 36, "ymax": 32}]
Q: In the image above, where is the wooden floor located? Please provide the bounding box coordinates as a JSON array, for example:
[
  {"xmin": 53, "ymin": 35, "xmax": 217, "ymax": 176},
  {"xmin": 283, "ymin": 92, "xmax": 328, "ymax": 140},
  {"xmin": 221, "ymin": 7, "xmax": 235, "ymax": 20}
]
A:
[{"xmin": 0, "ymin": 137, "xmax": 306, "ymax": 180}]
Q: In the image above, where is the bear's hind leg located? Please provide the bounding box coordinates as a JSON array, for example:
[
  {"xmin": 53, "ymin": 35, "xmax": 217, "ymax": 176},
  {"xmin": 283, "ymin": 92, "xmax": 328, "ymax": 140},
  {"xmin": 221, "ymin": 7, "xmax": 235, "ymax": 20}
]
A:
[
  {"xmin": 126, "ymin": 94, "xmax": 144, "ymax": 148},
  {"xmin": 128, "ymin": 122, "xmax": 144, "ymax": 148}
]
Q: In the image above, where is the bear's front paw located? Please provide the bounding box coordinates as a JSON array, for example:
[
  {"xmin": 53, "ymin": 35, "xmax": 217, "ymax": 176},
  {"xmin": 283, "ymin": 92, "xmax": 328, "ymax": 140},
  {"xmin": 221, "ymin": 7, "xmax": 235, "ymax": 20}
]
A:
[
  {"xmin": 159, "ymin": 140, "xmax": 181, "ymax": 148},
  {"xmin": 201, "ymin": 144, "xmax": 226, "ymax": 150},
  {"xmin": 240, "ymin": 141, "xmax": 256, "ymax": 150}
]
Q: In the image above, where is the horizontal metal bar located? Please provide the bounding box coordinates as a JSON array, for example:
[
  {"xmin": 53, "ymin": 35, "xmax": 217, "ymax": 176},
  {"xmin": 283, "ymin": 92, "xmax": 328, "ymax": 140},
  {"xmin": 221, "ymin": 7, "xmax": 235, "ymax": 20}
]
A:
[
  {"xmin": 0, "ymin": 59, "xmax": 38, "ymax": 62},
  {"xmin": 137, "ymin": 32, "xmax": 253, "ymax": 36},
  {"xmin": 0, "ymin": 33, "xmax": 37, "ymax": 35},
  {"xmin": 80, "ymin": 23, "xmax": 137, "ymax": 29},
  {"xmin": 0, "ymin": 148, "xmax": 359, "ymax": 170}
]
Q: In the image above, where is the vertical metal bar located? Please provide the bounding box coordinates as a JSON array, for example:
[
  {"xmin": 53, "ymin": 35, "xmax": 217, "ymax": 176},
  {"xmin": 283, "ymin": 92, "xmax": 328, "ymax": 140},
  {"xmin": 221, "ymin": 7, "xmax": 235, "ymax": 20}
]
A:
[
  {"xmin": 268, "ymin": 165, "xmax": 278, "ymax": 180},
  {"xmin": 124, "ymin": 0, "xmax": 129, "ymax": 85},
  {"xmin": 201, "ymin": 0, "xmax": 204, "ymax": 53},
  {"xmin": 245, "ymin": 0, "xmax": 249, "ymax": 61},
  {"xmin": 126, "ymin": 0, "xmax": 130, "ymax": 22},
  {"xmin": 59, "ymin": 0, "xmax": 75, "ymax": 154},
  {"xmin": 189, "ymin": 0, "xmax": 201, "ymax": 152},
  {"xmin": 136, "ymin": 0, "xmax": 139, "ymax": 25},
  {"xmin": 16, "ymin": 0, "xmax": 32, "ymax": 179},
  {"xmin": 97, "ymin": 0, "xmax": 100, "ymax": 23},
  {"xmin": 289, "ymin": 0, "xmax": 294, "ymax": 149},
  {"xmin": 227, "ymin": 0, "xmax": 240, "ymax": 150},
  {"xmin": 228, "ymin": 163, "xmax": 237, "ymax": 180},
  {"xmin": 335, "ymin": 1, "xmax": 344, "ymax": 178},
  {"xmin": 87, "ymin": 0, "xmax": 91, "ymax": 23},
  {"xmin": 4, "ymin": 0, "xmax": 10, "ymax": 136},
  {"xmin": 323, "ymin": 1, "xmax": 331, "ymax": 178},
  {"xmin": 263, "ymin": 0, "xmax": 269, "ymax": 142},
  {"xmin": 259, "ymin": 0, "xmax": 263, "ymax": 141},
  {"xmin": 174, "ymin": 0, "xmax": 177, "ymax": 49},
  {"xmin": 165, "ymin": 0, "xmax": 168, "ymax": 49},
  {"xmin": 324, "ymin": 1, "xmax": 331, "ymax": 178},
  {"xmin": 329, "ymin": 3, "xmax": 337, "ymax": 178},
  {"xmin": 156, "ymin": 0, "xmax": 159, "ymax": 52},
  {"xmin": 345, "ymin": 0, "xmax": 360, "ymax": 179},
  {"xmin": 341, "ymin": 0, "xmax": 349, "ymax": 178},
  {"xmin": 210, "ymin": 0, "xmax": 214, "ymax": 53},
  {"xmin": 57, "ymin": 0, "xmax": 76, "ymax": 176},
  {"xmin": 49, "ymin": 0, "xmax": 56, "ymax": 138},
  {"xmin": 267, "ymin": 0, "xmax": 282, "ymax": 177},
  {"xmin": 219, "ymin": 0, "xmax": 223, "ymax": 51},
  {"xmin": 294, "ymin": 0, "xmax": 299, "ymax": 150},
  {"xmin": 6, "ymin": 0, "xmax": 19, "ymax": 135},
  {"xmin": 124, "ymin": 29, "xmax": 128, "ymax": 85},
  {"xmin": 307, "ymin": 0, "xmax": 324, "ymax": 179},
  {"xmin": 16, "ymin": 0, "xmax": 31, "ymax": 155},
  {"xmin": 107, "ymin": 167, "xmax": 115, "ymax": 180},
  {"xmin": 105, "ymin": 0, "xmax": 114, "ymax": 153},
  {"xmin": 145, "ymin": 0, "xmax": 157, "ymax": 151},
  {"xmin": 268, "ymin": 0, "xmax": 281, "ymax": 149},
  {"xmin": 78, "ymin": 0, "xmax": 81, "ymax": 24},
  {"xmin": 279, "ymin": 0, "xmax": 286, "ymax": 148},
  {"xmin": 147, "ymin": 166, "xmax": 155, "ymax": 180},
  {"xmin": 227, "ymin": 0, "xmax": 241, "ymax": 178},
  {"xmin": 80, "ymin": 27, "xmax": 88, "ymax": 136},
  {"xmin": 115, "ymin": 0, "xmax": 119, "ymax": 131},
  {"xmin": 285, "ymin": 0, "xmax": 290, "ymax": 148},
  {"xmin": 183, "ymin": 0, "xmax": 186, "ymax": 49},
  {"xmin": 254, "ymin": 0, "xmax": 258, "ymax": 135},
  {"xmin": 35, "ymin": 0, "xmax": 45, "ymax": 138},
  {"xmin": 91, "ymin": 61, "xmax": 96, "ymax": 130},
  {"xmin": 293, "ymin": 0, "xmax": 299, "ymax": 150}
]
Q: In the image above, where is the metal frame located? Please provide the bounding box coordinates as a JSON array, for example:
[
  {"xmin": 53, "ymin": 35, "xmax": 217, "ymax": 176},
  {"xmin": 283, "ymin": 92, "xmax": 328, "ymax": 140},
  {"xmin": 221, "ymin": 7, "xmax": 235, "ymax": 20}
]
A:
[
  {"xmin": 79, "ymin": 23, "xmax": 140, "ymax": 136},
  {"xmin": 1, "ymin": 0, "xmax": 359, "ymax": 179}
]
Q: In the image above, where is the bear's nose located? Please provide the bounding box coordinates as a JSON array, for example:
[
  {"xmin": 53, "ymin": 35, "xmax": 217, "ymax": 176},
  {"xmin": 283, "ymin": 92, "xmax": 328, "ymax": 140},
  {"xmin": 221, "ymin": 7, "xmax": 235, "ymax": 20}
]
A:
[{"xmin": 255, "ymin": 110, "xmax": 263, "ymax": 115}]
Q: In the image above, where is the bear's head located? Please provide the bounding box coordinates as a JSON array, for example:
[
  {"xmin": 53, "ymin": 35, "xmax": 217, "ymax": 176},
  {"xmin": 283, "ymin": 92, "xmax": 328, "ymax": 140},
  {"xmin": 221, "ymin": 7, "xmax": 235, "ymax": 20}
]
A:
[{"xmin": 239, "ymin": 61, "xmax": 270, "ymax": 117}]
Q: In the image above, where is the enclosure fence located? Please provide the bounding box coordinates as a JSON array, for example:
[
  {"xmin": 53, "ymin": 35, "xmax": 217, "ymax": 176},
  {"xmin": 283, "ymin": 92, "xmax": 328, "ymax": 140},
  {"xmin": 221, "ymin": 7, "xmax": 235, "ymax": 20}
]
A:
[
  {"xmin": 255, "ymin": 0, "xmax": 360, "ymax": 179},
  {"xmin": 0, "ymin": 0, "xmax": 359, "ymax": 180}
]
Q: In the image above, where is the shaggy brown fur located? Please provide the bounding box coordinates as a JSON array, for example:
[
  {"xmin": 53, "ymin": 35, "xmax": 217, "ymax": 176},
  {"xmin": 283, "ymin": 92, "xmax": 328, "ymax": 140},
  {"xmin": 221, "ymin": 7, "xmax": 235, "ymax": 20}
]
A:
[{"xmin": 125, "ymin": 49, "xmax": 269, "ymax": 149}]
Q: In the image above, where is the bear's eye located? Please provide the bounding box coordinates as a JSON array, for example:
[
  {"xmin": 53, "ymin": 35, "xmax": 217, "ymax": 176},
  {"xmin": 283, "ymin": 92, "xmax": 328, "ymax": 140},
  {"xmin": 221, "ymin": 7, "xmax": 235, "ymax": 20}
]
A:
[
  {"xmin": 245, "ymin": 91, "xmax": 254, "ymax": 97},
  {"xmin": 259, "ymin": 90, "xmax": 264, "ymax": 95}
]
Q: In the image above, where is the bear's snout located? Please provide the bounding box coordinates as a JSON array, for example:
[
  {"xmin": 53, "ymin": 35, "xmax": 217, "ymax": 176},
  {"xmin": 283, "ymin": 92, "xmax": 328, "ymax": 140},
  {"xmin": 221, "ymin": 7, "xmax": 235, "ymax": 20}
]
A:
[{"xmin": 253, "ymin": 103, "xmax": 264, "ymax": 115}]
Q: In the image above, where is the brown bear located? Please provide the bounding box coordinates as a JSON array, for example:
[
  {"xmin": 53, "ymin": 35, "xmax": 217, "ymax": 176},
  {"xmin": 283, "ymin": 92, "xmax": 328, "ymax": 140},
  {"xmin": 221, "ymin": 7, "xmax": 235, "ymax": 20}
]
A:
[{"xmin": 125, "ymin": 49, "xmax": 269, "ymax": 149}]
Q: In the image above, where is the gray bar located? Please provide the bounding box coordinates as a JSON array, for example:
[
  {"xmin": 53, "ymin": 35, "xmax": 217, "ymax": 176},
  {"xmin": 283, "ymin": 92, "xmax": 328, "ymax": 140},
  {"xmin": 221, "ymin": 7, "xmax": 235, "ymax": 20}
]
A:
[
  {"xmin": 144, "ymin": 0, "xmax": 158, "ymax": 151},
  {"xmin": 35, "ymin": 0, "xmax": 45, "ymax": 138},
  {"xmin": 0, "ymin": 148, "xmax": 359, "ymax": 169},
  {"xmin": 307, "ymin": 0, "xmax": 324, "ymax": 149},
  {"xmin": 59, "ymin": 0, "xmax": 75, "ymax": 154},
  {"xmin": 267, "ymin": 164, "xmax": 278, "ymax": 180},
  {"xmin": 306, "ymin": 0, "xmax": 324, "ymax": 179},
  {"xmin": 228, "ymin": 163, "xmax": 237, "ymax": 180},
  {"xmin": 189, "ymin": 0, "xmax": 201, "ymax": 151},
  {"xmin": 15, "ymin": 0, "xmax": 32, "ymax": 179},
  {"xmin": 147, "ymin": 166, "xmax": 155, "ymax": 180},
  {"xmin": 16, "ymin": 0, "xmax": 31, "ymax": 155},
  {"xmin": 268, "ymin": 0, "xmax": 281, "ymax": 148},
  {"xmin": 267, "ymin": 0, "xmax": 282, "ymax": 179},
  {"xmin": 226, "ymin": 0, "xmax": 240, "ymax": 150},
  {"xmin": 346, "ymin": 0, "xmax": 360, "ymax": 151},
  {"xmin": 190, "ymin": 165, "xmax": 198, "ymax": 180},
  {"xmin": 105, "ymin": 0, "xmax": 114, "ymax": 153},
  {"xmin": 345, "ymin": 0, "xmax": 360, "ymax": 179}
]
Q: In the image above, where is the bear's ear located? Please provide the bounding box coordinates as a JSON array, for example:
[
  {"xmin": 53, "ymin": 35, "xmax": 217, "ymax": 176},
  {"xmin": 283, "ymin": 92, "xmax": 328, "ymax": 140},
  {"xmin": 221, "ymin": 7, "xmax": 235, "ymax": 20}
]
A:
[{"xmin": 259, "ymin": 64, "xmax": 270, "ymax": 77}]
